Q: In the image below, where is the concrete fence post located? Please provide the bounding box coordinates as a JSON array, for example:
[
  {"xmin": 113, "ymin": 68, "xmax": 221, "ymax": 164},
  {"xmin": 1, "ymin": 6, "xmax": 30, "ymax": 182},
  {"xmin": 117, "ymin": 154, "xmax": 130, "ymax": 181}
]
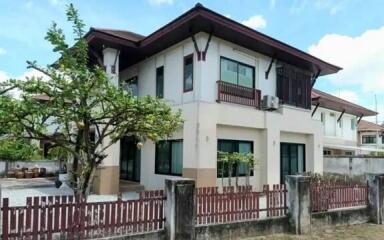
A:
[
  {"xmin": 285, "ymin": 175, "xmax": 311, "ymax": 234},
  {"xmin": 367, "ymin": 174, "xmax": 384, "ymax": 224},
  {"xmin": 164, "ymin": 178, "xmax": 196, "ymax": 240}
]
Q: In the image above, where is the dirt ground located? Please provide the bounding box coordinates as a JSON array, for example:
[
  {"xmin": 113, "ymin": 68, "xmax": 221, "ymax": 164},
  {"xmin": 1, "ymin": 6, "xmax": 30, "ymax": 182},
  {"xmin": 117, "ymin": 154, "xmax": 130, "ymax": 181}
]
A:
[{"xmin": 248, "ymin": 224, "xmax": 384, "ymax": 240}]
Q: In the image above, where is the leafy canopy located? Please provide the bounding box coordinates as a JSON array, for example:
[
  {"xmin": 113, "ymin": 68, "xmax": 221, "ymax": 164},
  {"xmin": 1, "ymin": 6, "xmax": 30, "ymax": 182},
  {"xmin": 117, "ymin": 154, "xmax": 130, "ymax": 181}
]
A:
[{"xmin": 0, "ymin": 4, "xmax": 183, "ymax": 194}]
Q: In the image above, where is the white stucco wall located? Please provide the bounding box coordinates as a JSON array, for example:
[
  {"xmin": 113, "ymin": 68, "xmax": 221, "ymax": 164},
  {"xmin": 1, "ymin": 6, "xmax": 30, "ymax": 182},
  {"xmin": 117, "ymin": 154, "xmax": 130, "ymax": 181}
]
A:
[
  {"xmin": 312, "ymin": 106, "xmax": 358, "ymax": 147},
  {"xmin": 105, "ymin": 32, "xmax": 324, "ymax": 190}
]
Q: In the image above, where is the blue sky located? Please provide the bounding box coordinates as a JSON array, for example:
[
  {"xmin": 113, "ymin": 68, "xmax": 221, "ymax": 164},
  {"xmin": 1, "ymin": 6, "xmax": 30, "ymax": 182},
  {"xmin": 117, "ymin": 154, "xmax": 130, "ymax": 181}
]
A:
[{"xmin": 1, "ymin": 0, "xmax": 384, "ymax": 122}]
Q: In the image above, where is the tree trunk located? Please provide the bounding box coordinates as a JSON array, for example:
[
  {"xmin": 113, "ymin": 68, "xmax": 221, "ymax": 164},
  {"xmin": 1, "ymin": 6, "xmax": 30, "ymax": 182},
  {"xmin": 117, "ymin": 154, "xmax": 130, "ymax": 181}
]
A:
[{"xmin": 83, "ymin": 165, "xmax": 97, "ymax": 197}]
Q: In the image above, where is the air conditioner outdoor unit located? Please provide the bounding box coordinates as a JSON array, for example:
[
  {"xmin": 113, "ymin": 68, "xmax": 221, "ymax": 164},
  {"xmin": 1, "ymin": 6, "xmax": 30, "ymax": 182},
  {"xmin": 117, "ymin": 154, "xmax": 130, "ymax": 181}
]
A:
[{"xmin": 262, "ymin": 95, "xmax": 279, "ymax": 110}]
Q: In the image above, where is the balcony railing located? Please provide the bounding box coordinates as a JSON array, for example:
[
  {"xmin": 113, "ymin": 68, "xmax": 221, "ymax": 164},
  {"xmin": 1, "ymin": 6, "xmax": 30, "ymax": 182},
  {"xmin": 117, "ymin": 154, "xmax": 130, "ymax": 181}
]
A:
[{"xmin": 216, "ymin": 80, "xmax": 262, "ymax": 109}]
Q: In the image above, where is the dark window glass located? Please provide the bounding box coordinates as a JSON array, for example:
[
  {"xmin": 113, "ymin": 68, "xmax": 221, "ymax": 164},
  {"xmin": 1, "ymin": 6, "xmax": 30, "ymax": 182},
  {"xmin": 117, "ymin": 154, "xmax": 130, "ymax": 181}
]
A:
[
  {"xmin": 220, "ymin": 57, "xmax": 254, "ymax": 88},
  {"xmin": 155, "ymin": 140, "xmax": 183, "ymax": 176},
  {"xmin": 362, "ymin": 135, "xmax": 376, "ymax": 144},
  {"xmin": 121, "ymin": 76, "xmax": 138, "ymax": 96},
  {"xmin": 156, "ymin": 66, "xmax": 164, "ymax": 98},
  {"xmin": 280, "ymin": 143, "xmax": 305, "ymax": 183},
  {"xmin": 183, "ymin": 55, "xmax": 193, "ymax": 92},
  {"xmin": 217, "ymin": 140, "xmax": 253, "ymax": 178}
]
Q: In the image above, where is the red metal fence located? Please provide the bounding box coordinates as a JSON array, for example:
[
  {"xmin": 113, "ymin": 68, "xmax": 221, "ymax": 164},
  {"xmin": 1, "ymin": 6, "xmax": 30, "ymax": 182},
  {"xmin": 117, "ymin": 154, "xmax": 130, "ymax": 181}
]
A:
[
  {"xmin": 196, "ymin": 184, "xmax": 287, "ymax": 225},
  {"xmin": 1, "ymin": 190, "xmax": 165, "ymax": 240},
  {"xmin": 310, "ymin": 181, "xmax": 369, "ymax": 212}
]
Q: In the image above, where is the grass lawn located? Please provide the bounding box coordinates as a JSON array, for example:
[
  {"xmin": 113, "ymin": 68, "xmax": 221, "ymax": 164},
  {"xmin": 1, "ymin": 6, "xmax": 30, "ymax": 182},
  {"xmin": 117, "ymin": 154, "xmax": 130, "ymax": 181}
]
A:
[{"xmin": 248, "ymin": 224, "xmax": 384, "ymax": 240}]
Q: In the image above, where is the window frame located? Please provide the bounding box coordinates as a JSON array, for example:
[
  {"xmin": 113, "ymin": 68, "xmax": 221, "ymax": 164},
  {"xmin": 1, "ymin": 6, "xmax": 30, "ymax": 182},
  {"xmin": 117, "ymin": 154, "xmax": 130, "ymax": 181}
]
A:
[
  {"xmin": 220, "ymin": 56, "xmax": 255, "ymax": 89},
  {"xmin": 217, "ymin": 139, "xmax": 254, "ymax": 178},
  {"xmin": 362, "ymin": 135, "xmax": 376, "ymax": 144},
  {"xmin": 183, "ymin": 54, "xmax": 194, "ymax": 92},
  {"xmin": 156, "ymin": 66, "xmax": 164, "ymax": 98},
  {"xmin": 155, "ymin": 139, "xmax": 183, "ymax": 176}
]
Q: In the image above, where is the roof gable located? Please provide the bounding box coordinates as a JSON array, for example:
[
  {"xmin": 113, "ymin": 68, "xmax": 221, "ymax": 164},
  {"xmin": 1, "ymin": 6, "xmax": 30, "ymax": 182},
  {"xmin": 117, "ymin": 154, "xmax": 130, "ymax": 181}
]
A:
[{"xmin": 86, "ymin": 3, "xmax": 341, "ymax": 75}]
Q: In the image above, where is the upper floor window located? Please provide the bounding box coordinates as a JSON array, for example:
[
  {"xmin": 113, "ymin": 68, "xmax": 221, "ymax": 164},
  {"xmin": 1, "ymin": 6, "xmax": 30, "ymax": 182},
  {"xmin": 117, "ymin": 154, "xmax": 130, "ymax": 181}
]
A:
[
  {"xmin": 155, "ymin": 140, "xmax": 183, "ymax": 176},
  {"xmin": 121, "ymin": 76, "xmax": 138, "ymax": 97},
  {"xmin": 220, "ymin": 57, "xmax": 254, "ymax": 88},
  {"xmin": 320, "ymin": 112, "xmax": 325, "ymax": 123},
  {"xmin": 183, "ymin": 54, "xmax": 193, "ymax": 92},
  {"xmin": 276, "ymin": 64, "xmax": 311, "ymax": 109},
  {"xmin": 362, "ymin": 135, "xmax": 376, "ymax": 144},
  {"xmin": 156, "ymin": 66, "xmax": 164, "ymax": 98}
]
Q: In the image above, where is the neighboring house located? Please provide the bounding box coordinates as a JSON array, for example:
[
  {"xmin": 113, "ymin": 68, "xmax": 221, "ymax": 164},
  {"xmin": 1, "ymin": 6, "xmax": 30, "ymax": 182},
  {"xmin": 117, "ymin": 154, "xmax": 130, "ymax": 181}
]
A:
[
  {"xmin": 358, "ymin": 120, "xmax": 384, "ymax": 154},
  {"xmin": 85, "ymin": 4, "xmax": 341, "ymax": 194},
  {"xmin": 311, "ymin": 89, "xmax": 377, "ymax": 156}
]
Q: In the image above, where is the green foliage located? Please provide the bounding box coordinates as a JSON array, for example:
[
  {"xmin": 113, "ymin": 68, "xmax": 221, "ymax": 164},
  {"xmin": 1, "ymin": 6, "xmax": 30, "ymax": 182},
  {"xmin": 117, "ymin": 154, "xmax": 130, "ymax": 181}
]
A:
[
  {"xmin": 0, "ymin": 4, "xmax": 182, "ymax": 195},
  {"xmin": 217, "ymin": 151, "xmax": 258, "ymax": 186},
  {"xmin": 0, "ymin": 138, "xmax": 38, "ymax": 161}
]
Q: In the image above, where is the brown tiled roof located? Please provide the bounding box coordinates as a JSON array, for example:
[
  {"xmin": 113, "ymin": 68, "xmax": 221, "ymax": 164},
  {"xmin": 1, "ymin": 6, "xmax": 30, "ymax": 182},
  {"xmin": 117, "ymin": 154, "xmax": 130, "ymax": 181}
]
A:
[
  {"xmin": 312, "ymin": 89, "xmax": 377, "ymax": 117},
  {"xmin": 91, "ymin": 28, "xmax": 145, "ymax": 42},
  {"xmin": 85, "ymin": 3, "xmax": 341, "ymax": 75},
  {"xmin": 358, "ymin": 120, "xmax": 384, "ymax": 131}
]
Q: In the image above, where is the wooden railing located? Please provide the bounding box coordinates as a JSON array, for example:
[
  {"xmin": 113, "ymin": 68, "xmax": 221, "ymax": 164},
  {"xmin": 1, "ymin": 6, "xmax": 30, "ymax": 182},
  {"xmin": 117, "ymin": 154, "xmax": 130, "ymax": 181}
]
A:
[
  {"xmin": 196, "ymin": 184, "xmax": 287, "ymax": 225},
  {"xmin": 2, "ymin": 190, "xmax": 165, "ymax": 239},
  {"xmin": 217, "ymin": 80, "xmax": 262, "ymax": 109}
]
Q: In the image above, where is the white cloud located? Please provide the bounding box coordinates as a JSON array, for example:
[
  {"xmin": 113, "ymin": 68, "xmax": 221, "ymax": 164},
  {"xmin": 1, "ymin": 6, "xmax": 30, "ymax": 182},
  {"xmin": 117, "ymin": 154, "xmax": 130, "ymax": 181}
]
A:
[
  {"xmin": 0, "ymin": 48, "xmax": 6, "ymax": 55},
  {"xmin": 0, "ymin": 71, "xmax": 9, "ymax": 83},
  {"xmin": 241, "ymin": 15, "xmax": 267, "ymax": 29},
  {"xmin": 309, "ymin": 26, "xmax": 384, "ymax": 93},
  {"xmin": 148, "ymin": 0, "xmax": 174, "ymax": 6},
  {"xmin": 331, "ymin": 90, "xmax": 359, "ymax": 104},
  {"xmin": 0, "ymin": 69, "xmax": 50, "ymax": 98}
]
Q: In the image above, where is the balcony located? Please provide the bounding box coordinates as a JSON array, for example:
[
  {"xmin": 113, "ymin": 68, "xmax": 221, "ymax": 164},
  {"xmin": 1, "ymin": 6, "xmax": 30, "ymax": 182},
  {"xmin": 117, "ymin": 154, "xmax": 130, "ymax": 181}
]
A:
[{"xmin": 216, "ymin": 80, "xmax": 262, "ymax": 109}]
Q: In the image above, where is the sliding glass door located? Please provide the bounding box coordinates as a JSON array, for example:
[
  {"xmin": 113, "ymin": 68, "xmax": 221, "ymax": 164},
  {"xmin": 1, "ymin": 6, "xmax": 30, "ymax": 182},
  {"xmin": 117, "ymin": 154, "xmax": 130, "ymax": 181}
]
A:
[
  {"xmin": 120, "ymin": 137, "xmax": 141, "ymax": 182},
  {"xmin": 280, "ymin": 143, "xmax": 305, "ymax": 183}
]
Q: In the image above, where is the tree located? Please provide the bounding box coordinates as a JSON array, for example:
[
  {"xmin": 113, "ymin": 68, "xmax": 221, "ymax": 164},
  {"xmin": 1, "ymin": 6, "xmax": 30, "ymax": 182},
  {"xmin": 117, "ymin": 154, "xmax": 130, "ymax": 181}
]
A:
[{"xmin": 0, "ymin": 4, "xmax": 182, "ymax": 196}]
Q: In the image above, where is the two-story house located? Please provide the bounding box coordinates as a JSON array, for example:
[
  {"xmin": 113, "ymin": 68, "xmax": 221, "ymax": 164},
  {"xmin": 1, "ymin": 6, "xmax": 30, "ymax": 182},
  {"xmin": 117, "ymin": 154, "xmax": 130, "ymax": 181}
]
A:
[
  {"xmin": 358, "ymin": 120, "xmax": 384, "ymax": 154},
  {"xmin": 85, "ymin": 4, "xmax": 341, "ymax": 194},
  {"xmin": 311, "ymin": 89, "xmax": 377, "ymax": 156}
]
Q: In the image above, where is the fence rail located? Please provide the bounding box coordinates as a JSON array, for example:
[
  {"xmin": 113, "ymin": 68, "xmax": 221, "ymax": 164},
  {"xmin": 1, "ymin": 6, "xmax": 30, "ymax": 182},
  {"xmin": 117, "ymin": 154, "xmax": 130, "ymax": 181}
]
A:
[
  {"xmin": 310, "ymin": 181, "xmax": 368, "ymax": 212},
  {"xmin": 196, "ymin": 184, "xmax": 287, "ymax": 225},
  {"xmin": 217, "ymin": 80, "xmax": 262, "ymax": 109},
  {"xmin": 1, "ymin": 190, "xmax": 165, "ymax": 240}
]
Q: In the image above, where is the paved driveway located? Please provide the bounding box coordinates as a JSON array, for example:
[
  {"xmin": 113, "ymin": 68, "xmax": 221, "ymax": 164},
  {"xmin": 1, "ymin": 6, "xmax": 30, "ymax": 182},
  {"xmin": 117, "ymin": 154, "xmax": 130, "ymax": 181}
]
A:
[{"xmin": 0, "ymin": 178, "xmax": 139, "ymax": 206}]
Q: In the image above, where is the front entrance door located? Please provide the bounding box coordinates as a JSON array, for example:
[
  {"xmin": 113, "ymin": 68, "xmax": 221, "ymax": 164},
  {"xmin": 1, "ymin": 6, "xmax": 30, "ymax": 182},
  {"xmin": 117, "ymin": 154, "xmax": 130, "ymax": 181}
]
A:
[
  {"xmin": 120, "ymin": 137, "xmax": 140, "ymax": 182},
  {"xmin": 280, "ymin": 143, "xmax": 305, "ymax": 183}
]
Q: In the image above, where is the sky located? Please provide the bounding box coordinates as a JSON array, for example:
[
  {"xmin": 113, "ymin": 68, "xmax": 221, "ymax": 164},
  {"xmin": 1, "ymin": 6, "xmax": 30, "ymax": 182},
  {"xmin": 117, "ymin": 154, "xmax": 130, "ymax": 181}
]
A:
[{"xmin": 0, "ymin": 0, "xmax": 384, "ymax": 123}]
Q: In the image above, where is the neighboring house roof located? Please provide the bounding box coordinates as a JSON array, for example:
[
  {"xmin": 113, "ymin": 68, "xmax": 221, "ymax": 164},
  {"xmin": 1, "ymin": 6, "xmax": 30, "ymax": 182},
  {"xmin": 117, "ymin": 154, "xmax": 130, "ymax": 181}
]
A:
[
  {"xmin": 358, "ymin": 120, "xmax": 384, "ymax": 132},
  {"xmin": 311, "ymin": 89, "xmax": 377, "ymax": 117},
  {"xmin": 85, "ymin": 3, "xmax": 341, "ymax": 75}
]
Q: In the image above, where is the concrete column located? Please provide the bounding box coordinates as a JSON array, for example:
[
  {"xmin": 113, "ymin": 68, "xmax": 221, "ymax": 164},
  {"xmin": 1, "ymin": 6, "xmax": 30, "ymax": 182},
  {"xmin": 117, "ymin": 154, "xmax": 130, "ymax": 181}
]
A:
[
  {"xmin": 367, "ymin": 174, "xmax": 384, "ymax": 224},
  {"xmin": 93, "ymin": 47, "xmax": 121, "ymax": 194},
  {"xmin": 164, "ymin": 178, "xmax": 196, "ymax": 240},
  {"xmin": 286, "ymin": 175, "xmax": 311, "ymax": 234}
]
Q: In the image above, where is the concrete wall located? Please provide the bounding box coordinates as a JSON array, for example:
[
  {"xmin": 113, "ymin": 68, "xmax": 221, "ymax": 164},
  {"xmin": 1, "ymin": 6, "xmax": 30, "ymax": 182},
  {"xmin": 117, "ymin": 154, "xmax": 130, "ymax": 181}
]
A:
[
  {"xmin": 324, "ymin": 156, "xmax": 384, "ymax": 180},
  {"xmin": 0, "ymin": 160, "xmax": 59, "ymax": 176},
  {"xmin": 195, "ymin": 217, "xmax": 289, "ymax": 240},
  {"xmin": 311, "ymin": 207, "xmax": 370, "ymax": 231}
]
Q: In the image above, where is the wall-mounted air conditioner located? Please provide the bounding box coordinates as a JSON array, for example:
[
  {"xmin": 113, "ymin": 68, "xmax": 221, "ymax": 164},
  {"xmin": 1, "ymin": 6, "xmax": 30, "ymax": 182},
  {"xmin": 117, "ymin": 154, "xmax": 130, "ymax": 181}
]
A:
[{"xmin": 262, "ymin": 95, "xmax": 279, "ymax": 111}]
